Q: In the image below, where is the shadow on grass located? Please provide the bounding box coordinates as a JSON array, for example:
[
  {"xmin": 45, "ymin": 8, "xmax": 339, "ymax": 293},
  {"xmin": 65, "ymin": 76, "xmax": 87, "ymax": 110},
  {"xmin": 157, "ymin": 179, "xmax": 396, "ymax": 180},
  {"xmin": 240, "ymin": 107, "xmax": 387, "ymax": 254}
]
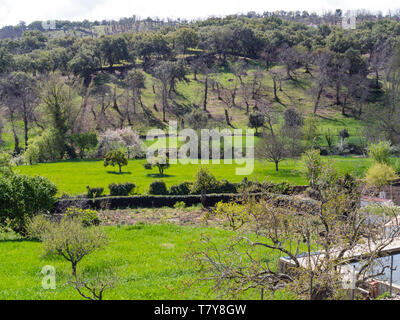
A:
[
  {"xmin": 146, "ymin": 173, "xmax": 175, "ymax": 178},
  {"xmin": 107, "ymin": 171, "xmax": 132, "ymax": 175}
]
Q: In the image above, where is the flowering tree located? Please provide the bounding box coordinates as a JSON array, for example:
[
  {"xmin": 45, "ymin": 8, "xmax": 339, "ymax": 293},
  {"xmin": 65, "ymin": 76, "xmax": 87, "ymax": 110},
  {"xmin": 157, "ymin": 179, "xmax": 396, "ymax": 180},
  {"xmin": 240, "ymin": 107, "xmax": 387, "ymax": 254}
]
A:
[{"xmin": 98, "ymin": 127, "xmax": 144, "ymax": 159}]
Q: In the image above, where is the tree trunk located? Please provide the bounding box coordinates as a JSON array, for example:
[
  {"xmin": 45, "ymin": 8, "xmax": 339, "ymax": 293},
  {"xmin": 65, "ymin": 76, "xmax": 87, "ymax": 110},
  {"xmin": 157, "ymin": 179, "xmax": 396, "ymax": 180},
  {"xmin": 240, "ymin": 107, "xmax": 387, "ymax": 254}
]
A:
[
  {"xmin": 336, "ymin": 82, "xmax": 341, "ymax": 106},
  {"xmin": 203, "ymin": 77, "xmax": 208, "ymax": 111},
  {"xmin": 23, "ymin": 114, "xmax": 29, "ymax": 148},
  {"xmin": 224, "ymin": 109, "xmax": 231, "ymax": 126},
  {"xmin": 275, "ymin": 161, "xmax": 279, "ymax": 171},
  {"xmin": 10, "ymin": 112, "xmax": 20, "ymax": 154},
  {"xmin": 72, "ymin": 263, "xmax": 77, "ymax": 277},
  {"xmin": 314, "ymin": 86, "xmax": 323, "ymax": 113},
  {"xmin": 273, "ymin": 78, "xmax": 279, "ymax": 102}
]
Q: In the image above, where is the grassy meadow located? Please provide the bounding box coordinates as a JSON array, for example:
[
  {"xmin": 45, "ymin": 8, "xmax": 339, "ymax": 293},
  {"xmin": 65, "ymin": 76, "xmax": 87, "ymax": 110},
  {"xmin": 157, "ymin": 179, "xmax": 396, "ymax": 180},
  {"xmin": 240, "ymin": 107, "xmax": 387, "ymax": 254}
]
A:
[
  {"xmin": 16, "ymin": 156, "xmax": 372, "ymax": 196},
  {"xmin": 0, "ymin": 224, "xmax": 286, "ymax": 300}
]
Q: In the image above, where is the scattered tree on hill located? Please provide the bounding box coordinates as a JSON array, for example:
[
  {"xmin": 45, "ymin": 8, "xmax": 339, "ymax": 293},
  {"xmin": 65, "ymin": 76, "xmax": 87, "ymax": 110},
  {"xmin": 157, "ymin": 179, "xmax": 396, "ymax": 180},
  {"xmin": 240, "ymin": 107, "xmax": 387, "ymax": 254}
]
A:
[{"xmin": 248, "ymin": 111, "xmax": 264, "ymax": 134}]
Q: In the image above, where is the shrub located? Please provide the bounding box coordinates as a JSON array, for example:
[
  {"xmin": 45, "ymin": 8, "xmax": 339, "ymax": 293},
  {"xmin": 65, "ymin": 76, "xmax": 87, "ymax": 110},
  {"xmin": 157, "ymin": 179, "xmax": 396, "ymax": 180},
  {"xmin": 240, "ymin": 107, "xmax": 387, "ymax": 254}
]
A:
[
  {"xmin": 302, "ymin": 149, "xmax": 323, "ymax": 187},
  {"xmin": 215, "ymin": 180, "xmax": 237, "ymax": 194},
  {"xmin": 365, "ymin": 163, "xmax": 398, "ymax": 188},
  {"xmin": 27, "ymin": 215, "xmax": 53, "ymax": 240},
  {"xmin": 104, "ymin": 150, "xmax": 128, "ymax": 173},
  {"xmin": 86, "ymin": 186, "xmax": 104, "ymax": 198},
  {"xmin": 248, "ymin": 111, "xmax": 264, "ymax": 134},
  {"xmin": 238, "ymin": 178, "xmax": 293, "ymax": 195},
  {"xmin": 213, "ymin": 201, "xmax": 248, "ymax": 231},
  {"xmin": 149, "ymin": 180, "xmax": 168, "ymax": 195},
  {"xmin": 65, "ymin": 207, "xmax": 100, "ymax": 227},
  {"xmin": 0, "ymin": 173, "xmax": 57, "ymax": 234},
  {"xmin": 23, "ymin": 129, "xmax": 62, "ymax": 164},
  {"xmin": 143, "ymin": 163, "xmax": 152, "ymax": 170},
  {"xmin": 0, "ymin": 152, "xmax": 11, "ymax": 174},
  {"xmin": 185, "ymin": 109, "xmax": 209, "ymax": 130},
  {"xmin": 393, "ymin": 159, "xmax": 400, "ymax": 174},
  {"xmin": 109, "ymin": 182, "xmax": 135, "ymax": 196},
  {"xmin": 191, "ymin": 167, "xmax": 218, "ymax": 195},
  {"xmin": 69, "ymin": 132, "xmax": 98, "ymax": 159},
  {"xmin": 368, "ymin": 141, "xmax": 392, "ymax": 165},
  {"xmin": 169, "ymin": 182, "xmax": 192, "ymax": 195},
  {"xmin": 174, "ymin": 201, "xmax": 186, "ymax": 209}
]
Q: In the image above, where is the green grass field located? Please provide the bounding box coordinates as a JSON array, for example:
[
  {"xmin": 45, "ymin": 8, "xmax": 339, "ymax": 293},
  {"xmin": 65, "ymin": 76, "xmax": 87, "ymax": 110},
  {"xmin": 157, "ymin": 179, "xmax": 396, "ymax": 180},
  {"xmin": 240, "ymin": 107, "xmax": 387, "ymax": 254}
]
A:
[
  {"xmin": 0, "ymin": 224, "xmax": 279, "ymax": 300},
  {"xmin": 16, "ymin": 156, "xmax": 373, "ymax": 196}
]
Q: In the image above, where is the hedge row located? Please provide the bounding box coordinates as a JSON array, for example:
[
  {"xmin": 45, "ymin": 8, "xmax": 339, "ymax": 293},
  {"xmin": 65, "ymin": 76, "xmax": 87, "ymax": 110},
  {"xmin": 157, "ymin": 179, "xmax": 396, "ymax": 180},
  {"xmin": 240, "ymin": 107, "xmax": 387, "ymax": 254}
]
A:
[{"xmin": 52, "ymin": 192, "xmax": 317, "ymax": 213}]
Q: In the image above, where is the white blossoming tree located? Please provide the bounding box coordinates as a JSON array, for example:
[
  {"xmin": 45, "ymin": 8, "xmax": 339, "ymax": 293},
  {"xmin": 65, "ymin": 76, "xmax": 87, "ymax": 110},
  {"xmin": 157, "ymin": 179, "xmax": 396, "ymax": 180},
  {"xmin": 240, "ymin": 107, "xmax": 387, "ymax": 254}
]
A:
[{"xmin": 98, "ymin": 127, "xmax": 145, "ymax": 159}]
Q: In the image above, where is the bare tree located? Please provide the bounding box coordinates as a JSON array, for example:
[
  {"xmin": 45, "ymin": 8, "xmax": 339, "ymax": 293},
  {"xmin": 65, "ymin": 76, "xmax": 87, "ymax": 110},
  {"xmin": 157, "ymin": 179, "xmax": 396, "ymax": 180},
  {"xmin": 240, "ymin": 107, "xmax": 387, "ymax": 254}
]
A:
[{"xmin": 189, "ymin": 166, "xmax": 400, "ymax": 300}]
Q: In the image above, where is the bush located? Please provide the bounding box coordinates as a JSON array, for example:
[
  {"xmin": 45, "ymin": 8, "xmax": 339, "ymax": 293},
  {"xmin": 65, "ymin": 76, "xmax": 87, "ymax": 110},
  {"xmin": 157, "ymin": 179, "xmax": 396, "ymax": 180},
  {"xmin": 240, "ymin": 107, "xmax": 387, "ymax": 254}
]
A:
[
  {"xmin": 55, "ymin": 194, "xmax": 243, "ymax": 211},
  {"xmin": 169, "ymin": 182, "xmax": 192, "ymax": 195},
  {"xmin": 238, "ymin": 178, "xmax": 293, "ymax": 195},
  {"xmin": 0, "ymin": 173, "xmax": 57, "ymax": 234},
  {"xmin": 0, "ymin": 152, "xmax": 11, "ymax": 174},
  {"xmin": 214, "ymin": 180, "xmax": 237, "ymax": 194},
  {"xmin": 86, "ymin": 186, "xmax": 104, "ymax": 198},
  {"xmin": 248, "ymin": 111, "xmax": 265, "ymax": 134},
  {"xmin": 65, "ymin": 207, "xmax": 100, "ymax": 227},
  {"xmin": 149, "ymin": 180, "xmax": 168, "ymax": 195},
  {"xmin": 393, "ymin": 159, "xmax": 400, "ymax": 174},
  {"xmin": 69, "ymin": 132, "xmax": 98, "ymax": 159},
  {"xmin": 109, "ymin": 182, "xmax": 135, "ymax": 196},
  {"xmin": 368, "ymin": 141, "xmax": 392, "ymax": 165},
  {"xmin": 365, "ymin": 163, "xmax": 398, "ymax": 188},
  {"xmin": 27, "ymin": 215, "xmax": 53, "ymax": 240},
  {"xmin": 302, "ymin": 149, "xmax": 322, "ymax": 187},
  {"xmin": 213, "ymin": 201, "xmax": 248, "ymax": 231},
  {"xmin": 185, "ymin": 109, "xmax": 209, "ymax": 130},
  {"xmin": 174, "ymin": 201, "xmax": 186, "ymax": 209},
  {"xmin": 23, "ymin": 129, "xmax": 62, "ymax": 164},
  {"xmin": 191, "ymin": 167, "xmax": 218, "ymax": 194}
]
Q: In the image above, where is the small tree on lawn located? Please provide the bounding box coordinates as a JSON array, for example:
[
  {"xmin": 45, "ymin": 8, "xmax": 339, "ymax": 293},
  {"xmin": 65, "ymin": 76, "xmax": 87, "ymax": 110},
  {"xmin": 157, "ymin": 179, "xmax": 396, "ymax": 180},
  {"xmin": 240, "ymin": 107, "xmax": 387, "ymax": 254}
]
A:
[
  {"xmin": 27, "ymin": 215, "xmax": 117, "ymax": 300},
  {"xmin": 104, "ymin": 150, "xmax": 128, "ymax": 173},
  {"xmin": 144, "ymin": 156, "xmax": 170, "ymax": 177},
  {"xmin": 256, "ymin": 132, "xmax": 288, "ymax": 172}
]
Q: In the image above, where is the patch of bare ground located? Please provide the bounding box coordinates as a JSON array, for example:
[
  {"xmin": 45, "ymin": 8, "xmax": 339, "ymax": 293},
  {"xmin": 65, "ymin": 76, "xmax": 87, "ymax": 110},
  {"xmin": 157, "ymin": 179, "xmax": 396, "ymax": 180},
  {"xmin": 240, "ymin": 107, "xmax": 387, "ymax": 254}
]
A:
[{"xmin": 98, "ymin": 206, "xmax": 223, "ymax": 227}]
